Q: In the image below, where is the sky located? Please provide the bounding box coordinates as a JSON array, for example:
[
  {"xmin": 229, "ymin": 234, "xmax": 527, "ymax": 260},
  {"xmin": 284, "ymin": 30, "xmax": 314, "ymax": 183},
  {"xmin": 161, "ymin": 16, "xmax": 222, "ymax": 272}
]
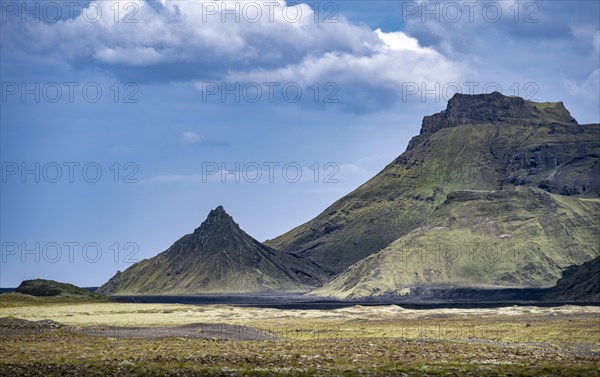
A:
[{"xmin": 1, "ymin": 0, "xmax": 599, "ymax": 287}]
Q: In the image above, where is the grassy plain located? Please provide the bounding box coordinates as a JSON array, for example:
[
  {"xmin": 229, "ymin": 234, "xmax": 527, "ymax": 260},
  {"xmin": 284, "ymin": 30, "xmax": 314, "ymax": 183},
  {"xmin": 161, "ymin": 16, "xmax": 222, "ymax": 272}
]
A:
[{"xmin": 1, "ymin": 295, "xmax": 599, "ymax": 376}]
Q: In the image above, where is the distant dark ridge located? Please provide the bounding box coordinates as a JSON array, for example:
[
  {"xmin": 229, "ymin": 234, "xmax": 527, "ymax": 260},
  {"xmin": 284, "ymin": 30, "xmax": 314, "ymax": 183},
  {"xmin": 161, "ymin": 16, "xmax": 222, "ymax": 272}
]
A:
[
  {"xmin": 0, "ymin": 287, "xmax": 98, "ymax": 293},
  {"xmin": 110, "ymin": 289, "xmax": 600, "ymax": 310},
  {"xmin": 14, "ymin": 279, "xmax": 104, "ymax": 298}
]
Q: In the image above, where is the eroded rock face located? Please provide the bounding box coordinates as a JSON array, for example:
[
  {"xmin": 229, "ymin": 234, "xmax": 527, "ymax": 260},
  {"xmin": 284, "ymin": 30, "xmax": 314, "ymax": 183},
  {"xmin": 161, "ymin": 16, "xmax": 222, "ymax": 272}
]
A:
[
  {"xmin": 420, "ymin": 92, "xmax": 577, "ymax": 134},
  {"xmin": 506, "ymin": 146, "xmax": 600, "ymax": 196}
]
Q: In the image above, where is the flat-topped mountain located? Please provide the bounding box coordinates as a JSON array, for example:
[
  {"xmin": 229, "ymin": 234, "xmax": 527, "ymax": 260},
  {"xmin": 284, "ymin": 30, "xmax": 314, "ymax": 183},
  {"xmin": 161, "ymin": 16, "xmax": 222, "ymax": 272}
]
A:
[
  {"xmin": 98, "ymin": 206, "xmax": 322, "ymax": 295},
  {"xmin": 265, "ymin": 93, "xmax": 599, "ymax": 278},
  {"xmin": 264, "ymin": 92, "xmax": 599, "ymax": 298},
  {"xmin": 420, "ymin": 91, "xmax": 577, "ymax": 134}
]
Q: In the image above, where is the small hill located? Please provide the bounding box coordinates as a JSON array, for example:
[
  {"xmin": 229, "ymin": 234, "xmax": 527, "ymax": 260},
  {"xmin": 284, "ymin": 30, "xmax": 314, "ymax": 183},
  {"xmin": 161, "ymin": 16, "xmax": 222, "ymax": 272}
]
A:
[
  {"xmin": 98, "ymin": 206, "xmax": 322, "ymax": 295},
  {"xmin": 14, "ymin": 279, "xmax": 105, "ymax": 299},
  {"xmin": 542, "ymin": 255, "xmax": 600, "ymax": 302}
]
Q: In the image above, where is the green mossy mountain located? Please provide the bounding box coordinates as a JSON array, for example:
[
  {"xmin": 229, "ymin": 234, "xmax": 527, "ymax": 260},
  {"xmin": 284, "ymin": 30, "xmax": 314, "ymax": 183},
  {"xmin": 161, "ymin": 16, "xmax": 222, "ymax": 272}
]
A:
[
  {"xmin": 311, "ymin": 188, "xmax": 599, "ymax": 299},
  {"xmin": 98, "ymin": 206, "xmax": 322, "ymax": 295},
  {"xmin": 265, "ymin": 92, "xmax": 599, "ymax": 281}
]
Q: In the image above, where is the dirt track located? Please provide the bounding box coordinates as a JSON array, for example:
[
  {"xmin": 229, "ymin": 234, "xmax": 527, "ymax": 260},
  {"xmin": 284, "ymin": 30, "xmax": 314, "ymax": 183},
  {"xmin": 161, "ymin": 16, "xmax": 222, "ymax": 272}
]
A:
[{"xmin": 0, "ymin": 317, "xmax": 275, "ymax": 341}]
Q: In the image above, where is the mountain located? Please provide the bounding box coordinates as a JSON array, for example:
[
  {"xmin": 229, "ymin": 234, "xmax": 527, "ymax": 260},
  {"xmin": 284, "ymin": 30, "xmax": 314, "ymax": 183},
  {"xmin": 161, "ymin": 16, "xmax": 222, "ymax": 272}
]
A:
[
  {"xmin": 311, "ymin": 188, "xmax": 599, "ymax": 299},
  {"xmin": 542, "ymin": 255, "xmax": 600, "ymax": 302},
  {"xmin": 98, "ymin": 206, "xmax": 322, "ymax": 295},
  {"xmin": 15, "ymin": 279, "xmax": 105, "ymax": 299},
  {"xmin": 265, "ymin": 92, "xmax": 599, "ymax": 277},
  {"xmin": 98, "ymin": 92, "xmax": 599, "ymax": 298},
  {"xmin": 265, "ymin": 92, "xmax": 599, "ymax": 298}
]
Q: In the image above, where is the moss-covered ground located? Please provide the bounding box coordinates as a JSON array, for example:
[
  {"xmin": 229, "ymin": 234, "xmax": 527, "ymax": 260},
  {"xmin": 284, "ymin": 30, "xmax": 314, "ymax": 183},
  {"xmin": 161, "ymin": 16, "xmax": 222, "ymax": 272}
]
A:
[{"xmin": 1, "ymin": 296, "xmax": 598, "ymax": 376}]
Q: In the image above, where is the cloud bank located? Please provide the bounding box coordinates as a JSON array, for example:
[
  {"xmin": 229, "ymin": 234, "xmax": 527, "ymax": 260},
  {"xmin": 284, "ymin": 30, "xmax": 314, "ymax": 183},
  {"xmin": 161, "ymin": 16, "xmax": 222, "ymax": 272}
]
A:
[{"xmin": 17, "ymin": 0, "xmax": 464, "ymax": 112}]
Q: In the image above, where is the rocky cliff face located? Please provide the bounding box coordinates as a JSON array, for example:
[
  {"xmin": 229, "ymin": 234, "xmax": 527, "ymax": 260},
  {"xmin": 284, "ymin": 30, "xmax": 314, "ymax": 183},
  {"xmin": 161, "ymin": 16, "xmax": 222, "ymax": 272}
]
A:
[{"xmin": 420, "ymin": 92, "xmax": 578, "ymax": 134}]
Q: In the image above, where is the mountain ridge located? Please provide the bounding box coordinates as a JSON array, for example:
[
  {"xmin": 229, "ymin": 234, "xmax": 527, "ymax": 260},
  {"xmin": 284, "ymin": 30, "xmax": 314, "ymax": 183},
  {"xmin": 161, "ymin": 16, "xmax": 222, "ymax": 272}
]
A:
[{"xmin": 99, "ymin": 92, "xmax": 599, "ymax": 298}]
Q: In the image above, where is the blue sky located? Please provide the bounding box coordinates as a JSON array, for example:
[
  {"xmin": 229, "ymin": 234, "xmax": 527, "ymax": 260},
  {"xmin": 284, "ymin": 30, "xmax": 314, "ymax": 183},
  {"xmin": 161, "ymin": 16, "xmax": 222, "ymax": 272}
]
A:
[{"xmin": 1, "ymin": 0, "xmax": 599, "ymax": 287}]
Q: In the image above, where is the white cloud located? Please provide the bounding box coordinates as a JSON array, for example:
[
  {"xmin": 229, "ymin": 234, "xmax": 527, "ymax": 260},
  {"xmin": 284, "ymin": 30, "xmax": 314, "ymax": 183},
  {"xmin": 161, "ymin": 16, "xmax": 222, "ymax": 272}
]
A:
[
  {"xmin": 20, "ymin": 0, "xmax": 464, "ymax": 111},
  {"xmin": 94, "ymin": 46, "xmax": 165, "ymax": 66},
  {"xmin": 28, "ymin": 1, "xmax": 380, "ymax": 68},
  {"xmin": 565, "ymin": 69, "xmax": 600, "ymax": 100},
  {"xmin": 222, "ymin": 31, "xmax": 464, "ymax": 111},
  {"xmin": 179, "ymin": 131, "xmax": 201, "ymax": 144},
  {"xmin": 375, "ymin": 29, "xmax": 423, "ymax": 52},
  {"xmin": 572, "ymin": 26, "xmax": 600, "ymax": 55}
]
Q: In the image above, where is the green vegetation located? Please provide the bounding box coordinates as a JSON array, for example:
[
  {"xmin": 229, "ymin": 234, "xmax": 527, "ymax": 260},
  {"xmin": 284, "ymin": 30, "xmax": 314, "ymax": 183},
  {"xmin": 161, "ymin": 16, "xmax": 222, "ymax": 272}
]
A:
[
  {"xmin": 1, "ymin": 301, "xmax": 599, "ymax": 376},
  {"xmin": 313, "ymin": 188, "xmax": 600, "ymax": 299},
  {"xmin": 0, "ymin": 292, "xmax": 109, "ymax": 308}
]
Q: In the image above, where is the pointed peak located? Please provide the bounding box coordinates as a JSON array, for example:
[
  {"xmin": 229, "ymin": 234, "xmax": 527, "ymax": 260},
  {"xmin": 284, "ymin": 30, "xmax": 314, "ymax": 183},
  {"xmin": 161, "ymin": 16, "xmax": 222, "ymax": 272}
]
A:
[
  {"xmin": 195, "ymin": 205, "xmax": 239, "ymax": 234},
  {"xmin": 206, "ymin": 205, "xmax": 232, "ymax": 220},
  {"xmin": 213, "ymin": 205, "xmax": 226, "ymax": 213}
]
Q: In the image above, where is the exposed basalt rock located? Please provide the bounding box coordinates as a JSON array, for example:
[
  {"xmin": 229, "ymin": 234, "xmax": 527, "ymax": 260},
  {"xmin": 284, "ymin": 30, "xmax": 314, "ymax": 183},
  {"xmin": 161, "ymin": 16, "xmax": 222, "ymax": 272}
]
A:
[{"xmin": 420, "ymin": 92, "xmax": 578, "ymax": 134}]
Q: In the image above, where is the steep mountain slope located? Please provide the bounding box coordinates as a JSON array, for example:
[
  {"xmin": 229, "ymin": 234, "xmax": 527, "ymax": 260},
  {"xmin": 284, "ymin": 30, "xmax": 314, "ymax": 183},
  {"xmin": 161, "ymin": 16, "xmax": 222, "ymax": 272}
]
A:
[
  {"xmin": 265, "ymin": 92, "xmax": 599, "ymax": 276},
  {"xmin": 312, "ymin": 188, "xmax": 600, "ymax": 299},
  {"xmin": 98, "ymin": 206, "xmax": 322, "ymax": 295},
  {"xmin": 542, "ymin": 255, "xmax": 600, "ymax": 302}
]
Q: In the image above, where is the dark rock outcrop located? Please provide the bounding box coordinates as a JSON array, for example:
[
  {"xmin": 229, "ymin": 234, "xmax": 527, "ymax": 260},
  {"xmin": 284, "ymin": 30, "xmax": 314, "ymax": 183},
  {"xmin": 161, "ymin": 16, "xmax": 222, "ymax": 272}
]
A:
[
  {"xmin": 420, "ymin": 92, "xmax": 577, "ymax": 134},
  {"xmin": 543, "ymin": 255, "xmax": 600, "ymax": 302}
]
